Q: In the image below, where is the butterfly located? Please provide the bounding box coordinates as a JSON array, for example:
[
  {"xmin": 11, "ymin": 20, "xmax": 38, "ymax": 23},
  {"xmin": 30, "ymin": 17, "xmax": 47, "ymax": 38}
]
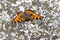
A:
[{"xmin": 12, "ymin": 9, "xmax": 43, "ymax": 23}]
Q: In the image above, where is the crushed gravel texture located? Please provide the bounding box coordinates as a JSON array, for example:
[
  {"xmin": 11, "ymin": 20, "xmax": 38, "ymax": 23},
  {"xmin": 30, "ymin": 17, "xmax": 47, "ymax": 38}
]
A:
[{"xmin": 1, "ymin": 0, "xmax": 60, "ymax": 40}]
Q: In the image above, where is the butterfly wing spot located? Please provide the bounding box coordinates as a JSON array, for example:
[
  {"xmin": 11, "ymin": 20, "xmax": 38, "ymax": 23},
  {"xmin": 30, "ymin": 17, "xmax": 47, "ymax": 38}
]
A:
[
  {"xmin": 30, "ymin": 14, "xmax": 43, "ymax": 20},
  {"xmin": 17, "ymin": 18, "xmax": 22, "ymax": 22}
]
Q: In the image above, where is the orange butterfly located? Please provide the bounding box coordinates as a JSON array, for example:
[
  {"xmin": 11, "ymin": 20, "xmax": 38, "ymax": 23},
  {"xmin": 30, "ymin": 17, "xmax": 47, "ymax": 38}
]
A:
[{"xmin": 12, "ymin": 9, "xmax": 43, "ymax": 23}]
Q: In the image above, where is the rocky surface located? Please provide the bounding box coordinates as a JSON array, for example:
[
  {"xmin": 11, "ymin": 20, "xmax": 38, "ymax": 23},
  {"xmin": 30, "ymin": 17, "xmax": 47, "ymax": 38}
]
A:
[{"xmin": 1, "ymin": 0, "xmax": 60, "ymax": 40}]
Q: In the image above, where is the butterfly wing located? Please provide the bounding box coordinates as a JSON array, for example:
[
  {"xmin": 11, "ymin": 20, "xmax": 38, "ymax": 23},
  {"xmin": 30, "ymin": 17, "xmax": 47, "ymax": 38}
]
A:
[
  {"xmin": 25, "ymin": 10, "xmax": 43, "ymax": 20},
  {"xmin": 12, "ymin": 11, "xmax": 25, "ymax": 23}
]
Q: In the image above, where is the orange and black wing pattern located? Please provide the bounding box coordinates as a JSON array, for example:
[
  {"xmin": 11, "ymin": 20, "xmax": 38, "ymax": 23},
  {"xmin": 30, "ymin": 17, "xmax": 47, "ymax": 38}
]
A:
[
  {"xmin": 25, "ymin": 10, "xmax": 43, "ymax": 20},
  {"xmin": 12, "ymin": 11, "xmax": 25, "ymax": 23},
  {"xmin": 12, "ymin": 9, "xmax": 43, "ymax": 23}
]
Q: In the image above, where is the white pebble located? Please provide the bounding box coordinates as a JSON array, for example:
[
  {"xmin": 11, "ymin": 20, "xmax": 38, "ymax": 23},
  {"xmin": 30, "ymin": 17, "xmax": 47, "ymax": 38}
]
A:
[
  {"xmin": 24, "ymin": 30, "xmax": 28, "ymax": 35},
  {"xmin": 39, "ymin": 0, "xmax": 47, "ymax": 2},
  {"xmin": 19, "ymin": 6, "xmax": 25, "ymax": 12},
  {"xmin": 49, "ymin": 3, "xmax": 53, "ymax": 7},
  {"xmin": 19, "ymin": 29, "xmax": 24, "ymax": 32},
  {"xmin": 29, "ymin": 24, "xmax": 34, "ymax": 27},
  {"xmin": 11, "ymin": 32, "xmax": 16, "ymax": 36},
  {"xmin": 14, "ymin": 39, "xmax": 17, "ymax": 40},
  {"xmin": 2, "ymin": 11, "xmax": 11, "ymax": 21},
  {"xmin": 48, "ymin": 23, "xmax": 53, "ymax": 26},
  {"xmin": 3, "ymin": 24, "xmax": 6, "ymax": 30},
  {"xmin": 0, "ymin": 4, "xmax": 2, "ymax": 9}
]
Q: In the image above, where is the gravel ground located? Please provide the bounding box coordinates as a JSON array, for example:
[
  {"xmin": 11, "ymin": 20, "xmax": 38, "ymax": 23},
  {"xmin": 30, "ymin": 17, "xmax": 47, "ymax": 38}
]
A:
[{"xmin": 1, "ymin": 0, "xmax": 60, "ymax": 40}]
